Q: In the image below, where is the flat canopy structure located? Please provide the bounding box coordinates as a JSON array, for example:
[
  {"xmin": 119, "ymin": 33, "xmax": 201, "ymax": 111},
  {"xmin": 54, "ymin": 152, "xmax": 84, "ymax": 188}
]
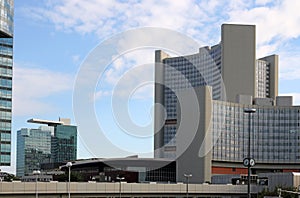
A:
[{"xmin": 27, "ymin": 118, "xmax": 63, "ymax": 126}]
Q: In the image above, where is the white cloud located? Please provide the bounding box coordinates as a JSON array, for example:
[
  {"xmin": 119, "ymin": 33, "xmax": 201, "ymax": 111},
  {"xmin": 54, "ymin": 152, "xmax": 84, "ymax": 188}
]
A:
[
  {"xmin": 93, "ymin": 90, "xmax": 111, "ymax": 101},
  {"xmin": 92, "ymin": 49, "xmax": 155, "ymax": 101},
  {"xmin": 278, "ymin": 49, "xmax": 300, "ymax": 80},
  {"xmin": 224, "ymin": 0, "xmax": 300, "ymax": 81},
  {"xmin": 22, "ymin": 0, "xmax": 227, "ymax": 44},
  {"xmin": 227, "ymin": 0, "xmax": 300, "ymax": 56},
  {"xmin": 105, "ymin": 50, "xmax": 154, "ymax": 82},
  {"xmin": 13, "ymin": 64, "xmax": 74, "ymax": 116},
  {"xmin": 72, "ymin": 55, "xmax": 81, "ymax": 64},
  {"xmin": 111, "ymin": 64, "xmax": 154, "ymax": 99},
  {"xmin": 130, "ymin": 83, "xmax": 154, "ymax": 100},
  {"xmin": 24, "ymin": 0, "xmax": 300, "ymax": 48},
  {"xmin": 25, "ymin": 0, "xmax": 300, "ymax": 51},
  {"xmin": 293, "ymin": 94, "xmax": 300, "ymax": 106},
  {"xmin": 23, "ymin": 0, "xmax": 300, "ymax": 82},
  {"xmin": 255, "ymin": 0, "xmax": 273, "ymax": 6}
]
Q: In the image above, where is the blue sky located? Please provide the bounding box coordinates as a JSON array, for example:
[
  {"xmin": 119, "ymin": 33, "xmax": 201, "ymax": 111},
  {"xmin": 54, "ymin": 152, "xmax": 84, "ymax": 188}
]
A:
[{"xmin": 5, "ymin": 0, "xmax": 300, "ymax": 173}]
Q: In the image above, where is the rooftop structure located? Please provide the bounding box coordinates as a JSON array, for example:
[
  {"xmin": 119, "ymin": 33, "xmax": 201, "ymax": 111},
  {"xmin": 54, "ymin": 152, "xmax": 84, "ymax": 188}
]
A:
[{"xmin": 27, "ymin": 118, "xmax": 71, "ymax": 126}]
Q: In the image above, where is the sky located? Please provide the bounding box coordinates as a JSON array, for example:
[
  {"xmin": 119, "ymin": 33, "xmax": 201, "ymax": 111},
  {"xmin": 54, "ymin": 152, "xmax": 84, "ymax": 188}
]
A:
[{"xmin": 5, "ymin": 0, "xmax": 300, "ymax": 174}]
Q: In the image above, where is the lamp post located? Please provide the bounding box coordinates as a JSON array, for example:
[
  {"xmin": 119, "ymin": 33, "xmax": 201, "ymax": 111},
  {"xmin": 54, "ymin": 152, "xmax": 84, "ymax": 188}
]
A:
[
  {"xmin": 66, "ymin": 162, "xmax": 72, "ymax": 198},
  {"xmin": 244, "ymin": 108, "xmax": 256, "ymax": 198},
  {"xmin": 33, "ymin": 170, "xmax": 41, "ymax": 198},
  {"xmin": 184, "ymin": 174, "xmax": 192, "ymax": 198},
  {"xmin": 116, "ymin": 176, "xmax": 125, "ymax": 198}
]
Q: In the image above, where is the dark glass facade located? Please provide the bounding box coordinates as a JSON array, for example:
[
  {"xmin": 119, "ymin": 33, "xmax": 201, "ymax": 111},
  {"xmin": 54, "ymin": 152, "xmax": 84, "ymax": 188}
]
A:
[
  {"xmin": 17, "ymin": 123, "xmax": 77, "ymax": 176},
  {"xmin": 51, "ymin": 125, "xmax": 77, "ymax": 163},
  {"xmin": 0, "ymin": 0, "xmax": 13, "ymax": 37},
  {"xmin": 56, "ymin": 159, "xmax": 176, "ymax": 183},
  {"xmin": 16, "ymin": 128, "xmax": 52, "ymax": 177},
  {"xmin": 0, "ymin": 0, "xmax": 13, "ymax": 166}
]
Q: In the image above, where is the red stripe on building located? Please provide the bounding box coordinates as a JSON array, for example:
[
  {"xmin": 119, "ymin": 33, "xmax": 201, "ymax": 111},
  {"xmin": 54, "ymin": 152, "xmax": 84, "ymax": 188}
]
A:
[{"xmin": 212, "ymin": 166, "xmax": 248, "ymax": 174}]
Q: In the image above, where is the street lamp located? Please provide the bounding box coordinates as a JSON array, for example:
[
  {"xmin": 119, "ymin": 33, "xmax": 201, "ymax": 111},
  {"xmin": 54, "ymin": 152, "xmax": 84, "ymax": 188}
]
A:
[
  {"xmin": 116, "ymin": 176, "xmax": 125, "ymax": 198},
  {"xmin": 278, "ymin": 188, "xmax": 282, "ymax": 197},
  {"xmin": 243, "ymin": 108, "xmax": 256, "ymax": 198},
  {"xmin": 184, "ymin": 174, "xmax": 192, "ymax": 198},
  {"xmin": 66, "ymin": 162, "xmax": 72, "ymax": 198},
  {"xmin": 33, "ymin": 170, "xmax": 41, "ymax": 198}
]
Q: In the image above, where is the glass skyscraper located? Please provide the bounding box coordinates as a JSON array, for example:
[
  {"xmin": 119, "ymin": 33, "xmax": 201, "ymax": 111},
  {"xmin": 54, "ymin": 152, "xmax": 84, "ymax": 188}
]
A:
[
  {"xmin": 16, "ymin": 127, "xmax": 52, "ymax": 177},
  {"xmin": 17, "ymin": 118, "xmax": 77, "ymax": 177},
  {"xmin": 0, "ymin": 0, "xmax": 13, "ymax": 166},
  {"xmin": 51, "ymin": 125, "xmax": 77, "ymax": 163}
]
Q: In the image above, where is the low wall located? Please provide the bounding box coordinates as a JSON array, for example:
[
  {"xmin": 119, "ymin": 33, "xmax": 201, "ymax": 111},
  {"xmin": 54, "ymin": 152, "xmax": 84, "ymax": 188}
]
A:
[{"xmin": 0, "ymin": 182, "xmax": 256, "ymax": 198}]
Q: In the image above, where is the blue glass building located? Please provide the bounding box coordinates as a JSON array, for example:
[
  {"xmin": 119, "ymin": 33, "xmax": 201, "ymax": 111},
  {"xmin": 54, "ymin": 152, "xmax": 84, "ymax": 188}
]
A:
[
  {"xmin": 51, "ymin": 124, "xmax": 77, "ymax": 163},
  {"xmin": 16, "ymin": 127, "xmax": 52, "ymax": 177},
  {"xmin": 0, "ymin": 0, "xmax": 13, "ymax": 166},
  {"xmin": 16, "ymin": 118, "xmax": 77, "ymax": 176}
]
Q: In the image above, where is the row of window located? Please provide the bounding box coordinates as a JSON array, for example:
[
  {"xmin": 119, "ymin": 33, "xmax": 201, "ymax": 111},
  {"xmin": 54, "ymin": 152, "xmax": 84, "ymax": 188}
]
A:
[
  {"xmin": 0, "ymin": 99, "xmax": 11, "ymax": 109},
  {"xmin": 0, "ymin": 78, "xmax": 11, "ymax": 88},
  {"xmin": 0, "ymin": 143, "xmax": 10, "ymax": 152},
  {"xmin": 0, "ymin": 45, "xmax": 12, "ymax": 57},
  {"xmin": 0, "ymin": 67, "xmax": 12, "ymax": 78},
  {"xmin": 0, "ymin": 38, "xmax": 12, "ymax": 46},
  {"xmin": 0, "ymin": 132, "xmax": 10, "ymax": 141},
  {"xmin": 212, "ymin": 102, "xmax": 300, "ymax": 163},
  {"xmin": 0, "ymin": 121, "xmax": 10, "ymax": 131},
  {"xmin": 0, "ymin": 111, "xmax": 11, "ymax": 119},
  {"xmin": 0, "ymin": 154, "xmax": 10, "ymax": 164}
]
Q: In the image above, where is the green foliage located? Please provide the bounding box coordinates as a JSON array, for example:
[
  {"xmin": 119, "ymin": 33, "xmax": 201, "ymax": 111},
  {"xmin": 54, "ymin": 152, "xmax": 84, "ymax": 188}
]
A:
[
  {"xmin": 258, "ymin": 186, "xmax": 298, "ymax": 198},
  {"xmin": 258, "ymin": 187, "xmax": 277, "ymax": 198},
  {"xmin": 54, "ymin": 172, "xmax": 84, "ymax": 182},
  {"xmin": 1, "ymin": 173, "xmax": 20, "ymax": 182}
]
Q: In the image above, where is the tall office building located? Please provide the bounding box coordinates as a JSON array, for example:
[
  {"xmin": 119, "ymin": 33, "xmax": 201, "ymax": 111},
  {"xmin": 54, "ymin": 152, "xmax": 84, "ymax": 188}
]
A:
[
  {"xmin": 0, "ymin": 0, "xmax": 13, "ymax": 166},
  {"xmin": 51, "ymin": 124, "xmax": 77, "ymax": 163},
  {"xmin": 154, "ymin": 24, "xmax": 300, "ymax": 183},
  {"xmin": 155, "ymin": 24, "xmax": 278, "ymax": 159},
  {"xmin": 16, "ymin": 118, "xmax": 77, "ymax": 177},
  {"xmin": 16, "ymin": 127, "xmax": 52, "ymax": 177}
]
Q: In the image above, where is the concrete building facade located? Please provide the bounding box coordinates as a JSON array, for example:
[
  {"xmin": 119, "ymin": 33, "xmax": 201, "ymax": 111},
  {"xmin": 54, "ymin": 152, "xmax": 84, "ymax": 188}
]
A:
[
  {"xmin": 154, "ymin": 24, "xmax": 279, "ymax": 160},
  {"xmin": 154, "ymin": 24, "xmax": 299, "ymax": 183},
  {"xmin": 180, "ymin": 88, "xmax": 300, "ymax": 180}
]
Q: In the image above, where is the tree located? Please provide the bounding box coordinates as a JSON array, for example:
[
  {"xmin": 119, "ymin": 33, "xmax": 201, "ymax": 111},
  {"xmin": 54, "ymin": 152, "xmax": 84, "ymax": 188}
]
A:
[{"xmin": 54, "ymin": 172, "xmax": 84, "ymax": 182}]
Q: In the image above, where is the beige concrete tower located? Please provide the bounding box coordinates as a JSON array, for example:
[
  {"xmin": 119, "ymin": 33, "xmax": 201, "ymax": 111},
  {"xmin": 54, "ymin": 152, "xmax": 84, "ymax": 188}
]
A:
[
  {"xmin": 259, "ymin": 54, "xmax": 279, "ymax": 99},
  {"xmin": 154, "ymin": 50, "xmax": 170, "ymax": 158},
  {"xmin": 176, "ymin": 86, "xmax": 213, "ymax": 183},
  {"xmin": 221, "ymin": 24, "xmax": 256, "ymax": 102}
]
